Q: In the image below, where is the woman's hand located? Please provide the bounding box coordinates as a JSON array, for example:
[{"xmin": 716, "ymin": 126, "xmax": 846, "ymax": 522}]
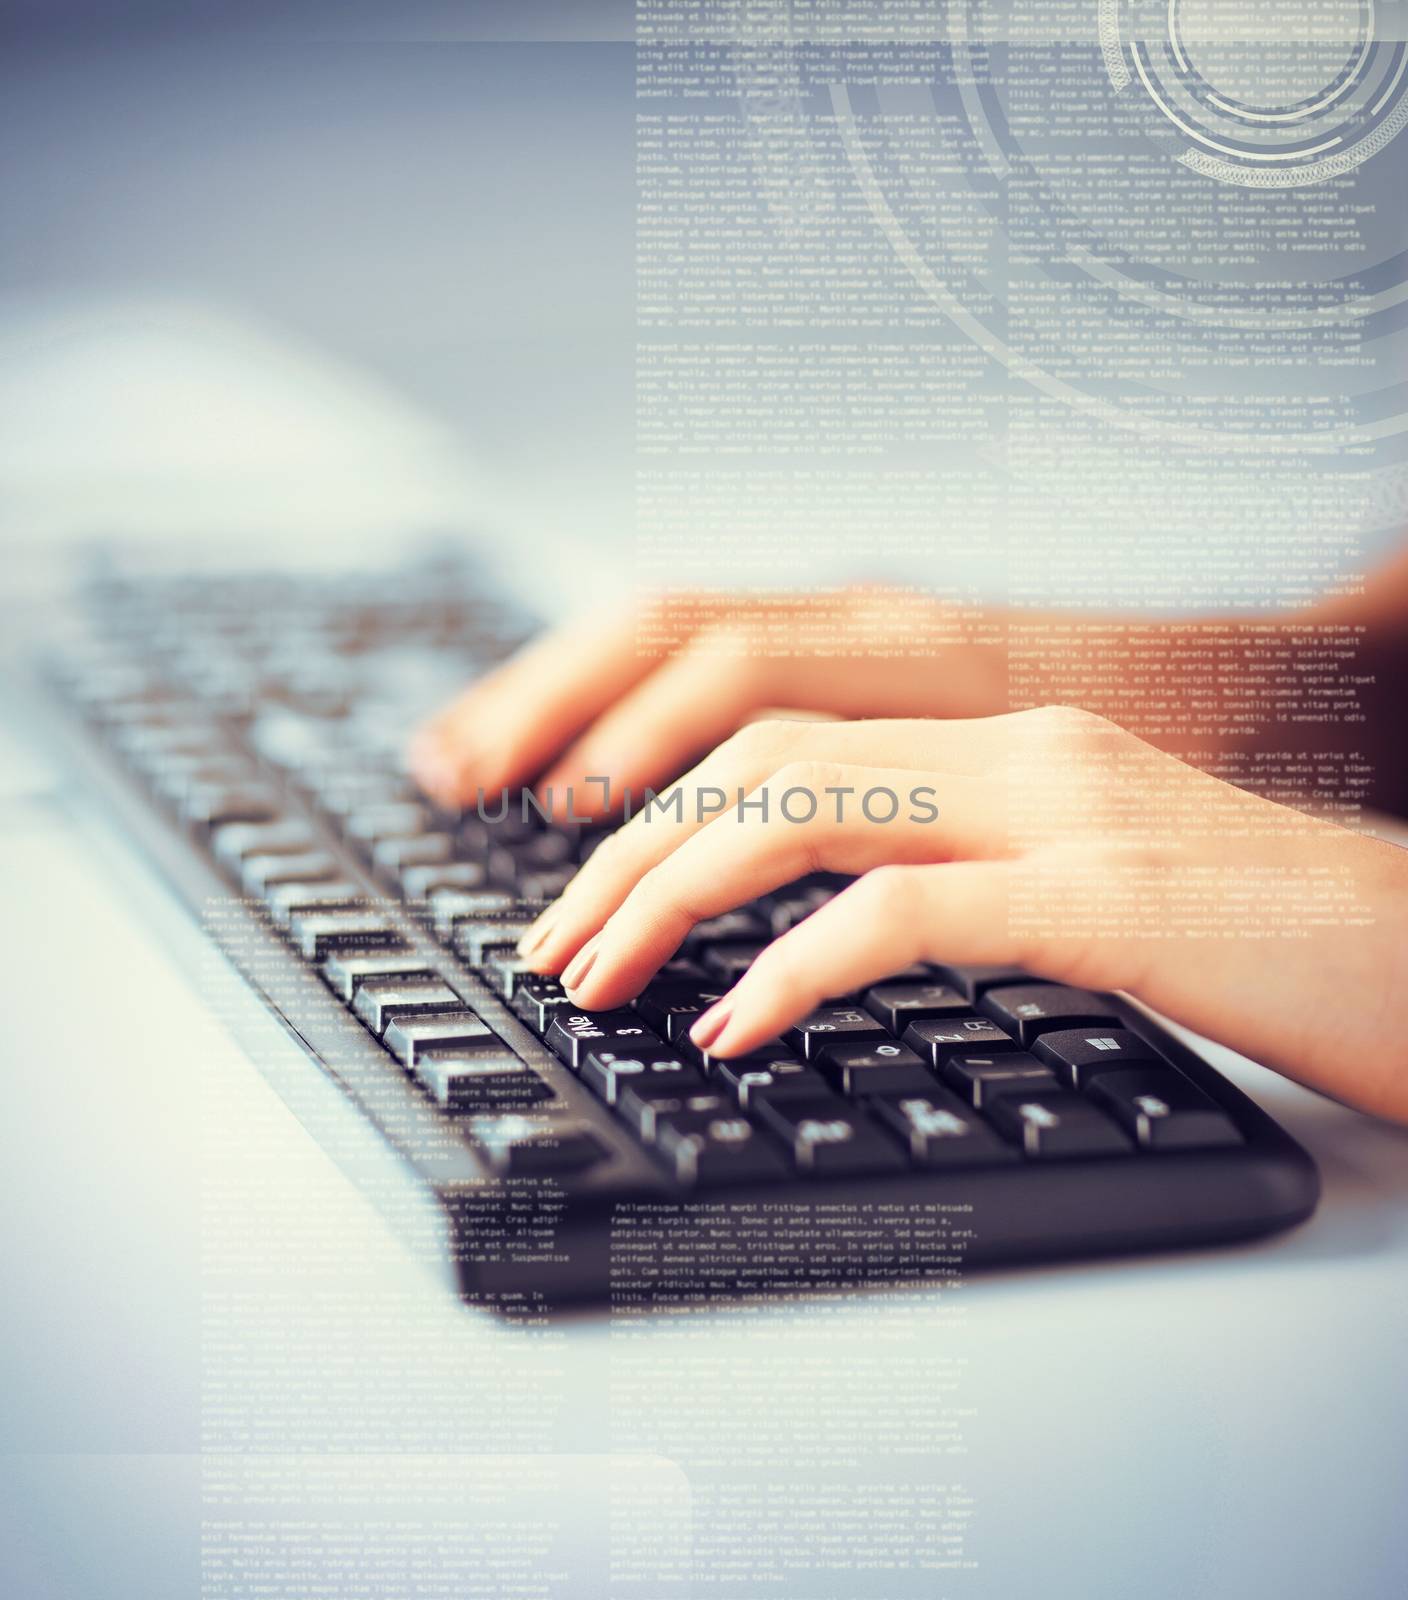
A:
[
  {"xmin": 410, "ymin": 588, "xmax": 1008, "ymax": 816},
  {"xmin": 517, "ymin": 707, "xmax": 1408, "ymax": 1125}
]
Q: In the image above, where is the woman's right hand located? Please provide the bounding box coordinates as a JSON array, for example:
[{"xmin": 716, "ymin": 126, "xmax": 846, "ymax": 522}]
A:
[{"xmin": 410, "ymin": 587, "xmax": 1010, "ymax": 817}]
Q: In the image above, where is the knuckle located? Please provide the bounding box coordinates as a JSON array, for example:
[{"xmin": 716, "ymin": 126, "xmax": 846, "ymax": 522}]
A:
[
  {"xmin": 696, "ymin": 618, "xmax": 764, "ymax": 660},
  {"xmin": 1032, "ymin": 703, "xmax": 1109, "ymax": 736},
  {"xmin": 1018, "ymin": 704, "xmax": 1130, "ymax": 767}
]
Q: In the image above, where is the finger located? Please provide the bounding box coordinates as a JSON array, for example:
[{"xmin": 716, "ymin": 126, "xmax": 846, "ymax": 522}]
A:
[
  {"xmin": 520, "ymin": 716, "xmax": 815, "ymax": 965},
  {"xmin": 560, "ymin": 764, "xmax": 1006, "ymax": 1010},
  {"xmin": 520, "ymin": 716, "xmax": 1014, "ymax": 971},
  {"xmin": 533, "ymin": 634, "xmax": 777, "ymax": 820},
  {"xmin": 409, "ymin": 609, "xmax": 670, "ymax": 805},
  {"xmin": 533, "ymin": 613, "xmax": 984, "ymax": 815},
  {"xmin": 689, "ymin": 861, "xmax": 1021, "ymax": 1058}
]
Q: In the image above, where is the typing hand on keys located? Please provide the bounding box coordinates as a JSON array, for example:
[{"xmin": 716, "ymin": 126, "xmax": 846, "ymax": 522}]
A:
[
  {"xmin": 415, "ymin": 614, "xmax": 1408, "ymax": 1129},
  {"xmin": 52, "ymin": 559, "xmax": 1343, "ymax": 1292}
]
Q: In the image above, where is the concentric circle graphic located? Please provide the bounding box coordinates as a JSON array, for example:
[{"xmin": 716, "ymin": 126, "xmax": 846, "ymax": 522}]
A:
[
  {"xmin": 724, "ymin": 0, "xmax": 1408, "ymax": 461},
  {"xmin": 1106, "ymin": 0, "xmax": 1408, "ymax": 185}
]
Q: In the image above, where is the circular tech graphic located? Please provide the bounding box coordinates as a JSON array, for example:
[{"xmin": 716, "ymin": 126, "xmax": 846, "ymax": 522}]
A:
[
  {"xmin": 726, "ymin": 0, "xmax": 1408, "ymax": 458},
  {"xmin": 1103, "ymin": 0, "xmax": 1408, "ymax": 185}
]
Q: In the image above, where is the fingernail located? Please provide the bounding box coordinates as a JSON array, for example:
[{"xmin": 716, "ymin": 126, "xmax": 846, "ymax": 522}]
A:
[
  {"xmin": 562, "ymin": 933, "xmax": 602, "ymax": 994},
  {"xmin": 689, "ymin": 999, "xmax": 733, "ymax": 1050},
  {"xmin": 517, "ymin": 901, "xmax": 563, "ymax": 959}
]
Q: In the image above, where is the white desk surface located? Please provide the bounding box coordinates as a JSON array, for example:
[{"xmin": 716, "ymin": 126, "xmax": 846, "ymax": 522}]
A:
[{"xmin": 1, "ymin": 686, "xmax": 1405, "ymax": 1600}]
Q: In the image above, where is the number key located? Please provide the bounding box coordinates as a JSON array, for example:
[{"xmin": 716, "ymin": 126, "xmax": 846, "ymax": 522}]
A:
[{"xmin": 545, "ymin": 1009, "xmax": 659, "ymax": 1070}]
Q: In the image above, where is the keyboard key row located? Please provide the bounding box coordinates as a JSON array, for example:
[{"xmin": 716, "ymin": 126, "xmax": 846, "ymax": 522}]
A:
[
  {"xmin": 494, "ymin": 963, "xmax": 1243, "ymax": 1182},
  {"xmin": 210, "ymin": 813, "xmax": 567, "ymax": 1128},
  {"xmin": 209, "ymin": 805, "xmax": 1242, "ymax": 1183}
]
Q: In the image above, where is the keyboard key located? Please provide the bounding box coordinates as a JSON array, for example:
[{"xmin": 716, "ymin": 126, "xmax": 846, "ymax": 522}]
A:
[
  {"xmin": 785, "ymin": 1006, "xmax": 891, "ymax": 1060},
  {"xmin": 903, "ymin": 1015, "xmax": 1021, "ymax": 1065},
  {"xmin": 241, "ymin": 849, "xmax": 339, "ymax": 895},
  {"xmin": 455, "ymin": 918, "xmax": 535, "ymax": 966},
  {"xmin": 713, "ymin": 1057, "xmax": 829, "ymax": 1111},
  {"xmin": 470, "ymin": 1115, "xmax": 609, "ymax": 1177},
  {"xmin": 322, "ymin": 950, "xmax": 437, "ymax": 1002},
  {"xmin": 426, "ymin": 886, "xmax": 513, "ymax": 941},
  {"xmin": 344, "ymin": 801, "xmax": 429, "ymax": 847},
  {"xmin": 657, "ymin": 956, "xmax": 711, "ymax": 985},
  {"xmin": 685, "ymin": 1034, "xmax": 791, "ymax": 1072},
  {"xmin": 654, "ymin": 1110, "xmax": 789, "ymax": 1187},
  {"xmin": 415, "ymin": 1046, "xmax": 553, "ymax": 1112},
  {"xmin": 581, "ymin": 1047, "xmax": 703, "ymax": 1106},
  {"xmin": 928, "ymin": 963, "xmax": 1043, "ymax": 1003},
  {"xmin": 213, "ymin": 818, "xmax": 318, "ymax": 866},
  {"xmin": 545, "ymin": 1010, "xmax": 660, "ymax": 1070},
  {"xmin": 148, "ymin": 755, "xmax": 246, "ymax": 805},
  {"xmin": 685, "ymin": 909, "xmax": 770, "ymax": 945},
  {"xmin": 754, "ymin": 1097, "xmax": 908, "ymax": 1176},
  {"xmin": 372, "ymin": 832, "xmax": 453, "ymax": 874},
  {"xmin": 182, "ymin": 782, "xmax": 281, "ymax": 828},
  {"xmin": 988, "ymin": 1092, "xmax": 1134, "ymax": 1160},
  {"xmin": 482, "ymin": 949, "xmax": 536, "ymax": 1000},
  {"xmin": 814, "ymin": 1039, "xmax": 935, "ymax": 1097},
  {"xmin": 1088, "ymin": 1067, "xmax": 1243, "ymax": 1150},
  {"xmin": 352, "ymin": 977, "xmax": 463, "ymax": 1036},
  {"xmin": 862, "ymin": 981, "xmax": 970, "ymax": 1034},
  {"xmin": 384, "ymin": 1010, "xmax": 495, "ymax": 1069},
  {"xmin": 512, "ymin": 974, "xmax": 575, "ymax": 1034},
  {"xmin": 458, "ymin": 807, "xmax": 542, "ymax": 854},
  {"xmin": 488, "ymin": 833, "xmax": 574, "ymax": 886},
  {"xmin": 871, "ymin": 1090, "xmax": 1020, "ymax": 1168},
  {"xmin": 318, "ymin": 773, "xmax": 415, "ymax": 818},
  {"xmin": 518, "ymin": 866, "xmax": 576, "ymax": 903},
  {"xmin": 265, "ymin": 878, "xmax": 365, "ymax": 929},
  {"xmin": 766, "ymin": 885, "xmax": 836, "ymax": 934},
  {"xmin": 617, "ymin": 1085, "xmax": 733, "ymax": 1143},
  {"xmin": 290, "ymin": 910, "xmax": 405, "ymax": 962},
  {"xmin": 939, "ymin": 1052, "xmax": 1062, "ymax": 1109},
  {"xmin": 633, "ymin": 980, "xmax": 730, "ymax": 1042},
  {"xmin": 980, "ymin": 985, "xmax": 1120, "ymax": 1047},
  {"xmin": 1032, "ymin": 1027, "xmax": 1161, "ymax": 1088},
  {"xmin": 868, "ymin": 963, "xmax": 935, "ymax": 983},
  {"xmin": 115, "ymin": 722, "xmax": 221, "ymax": 764},
  {"xmin": 699, "ymin": 941, "xmax": 769, "ymax": 983},
  {"xmin": 399, "ymin": 859, "xmax": 488, "ymax": 900}
]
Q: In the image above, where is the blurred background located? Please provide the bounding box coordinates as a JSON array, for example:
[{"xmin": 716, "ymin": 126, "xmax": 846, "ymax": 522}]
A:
[
  {"xmin": 0, "ymin": 0, "xmax": 637, "ymax": 604},
  {"xmin": 6, "ymin": 0, "xmax": 1406, "ymax": 616},
  {"xmin": 2, "ymin": 10, "xmax": 1407, "ymax": 1600}
]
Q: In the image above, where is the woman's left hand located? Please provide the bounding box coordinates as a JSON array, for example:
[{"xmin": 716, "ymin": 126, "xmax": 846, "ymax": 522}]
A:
[{"xmin": 518, "ymin": 707, "xmax": 1408, "ymax": 1125}]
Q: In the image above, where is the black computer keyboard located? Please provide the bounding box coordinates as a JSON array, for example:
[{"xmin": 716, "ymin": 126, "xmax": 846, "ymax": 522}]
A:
[{"xmin": 31, "ymin": 553, "xmax": 1320, "ymax": 1306}]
